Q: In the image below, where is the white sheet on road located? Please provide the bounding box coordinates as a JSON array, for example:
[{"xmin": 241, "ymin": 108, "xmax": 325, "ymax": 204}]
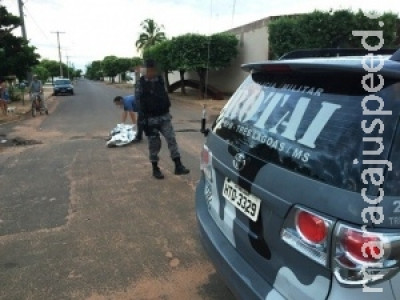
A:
[{"xmin": 106, "ymin": 124, "xmax": 137, "ymax": 147}]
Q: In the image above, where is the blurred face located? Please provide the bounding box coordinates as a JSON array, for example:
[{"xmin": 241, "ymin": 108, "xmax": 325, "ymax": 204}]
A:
[
  {"xmin": 145, "ymin": 67, "xmax": 157, "ymax": 79},
  {"xmin": 114, "ymin": 100, "xmax": 123, "ymax": 108}
]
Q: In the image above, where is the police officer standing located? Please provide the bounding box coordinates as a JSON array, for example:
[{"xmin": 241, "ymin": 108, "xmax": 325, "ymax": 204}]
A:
[{"xmin": 136, "ymin": 59, "xmax": 190, "ymax": 179}]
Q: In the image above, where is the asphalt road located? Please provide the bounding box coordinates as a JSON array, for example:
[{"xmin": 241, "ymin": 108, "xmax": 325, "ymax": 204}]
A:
[{"xmin": 0, "ymin": 80, "xmax": 234, "ymax": 300}]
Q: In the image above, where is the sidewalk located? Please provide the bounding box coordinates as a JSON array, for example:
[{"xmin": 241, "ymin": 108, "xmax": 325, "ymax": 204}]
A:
[
  {"xmin": 0, "ymin": 88, "xmax": 53, "ymax": 125},
  {"xmin": 169, "ymin": 90, "xmax": 229, "ymax": 117}
]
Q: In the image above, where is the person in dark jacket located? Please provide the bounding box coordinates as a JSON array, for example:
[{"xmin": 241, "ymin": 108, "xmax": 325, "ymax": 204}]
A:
[{"xmin": 136, "ymin": 60, "xmax": 189, "ymax": 179}]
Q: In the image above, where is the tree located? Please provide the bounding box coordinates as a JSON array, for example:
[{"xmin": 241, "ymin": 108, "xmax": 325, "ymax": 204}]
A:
[
  {"xmin": 131, "ymin": 57, "xmax": 143, "ymax": 85},
  {"xmin": 143, "ymin": 40, "xmax": 173, "ymax": 91},
  {"xmin": 0, "ymin": 5, "xmax": 21, "ymax": 39},
  {"xmin": 131, "ymin": 57, "xmax": 143, "ymax": 69},
  {"xmin": 0, "ymin": 5, "xmax": 40, "ymax": 80},
  {"xmin": 85, "ymin": 57, "xmax": 141, "ymax": 81},
  {"xmin": 102, "ymin": 56, "xmax": 120, "ymax": 83},
  {"xmin": 37, "ymin": 59, "xmax": 68, "ymax": 82},
  {"xmin": 32, "ymin": 65, "xmax": 50, "ymax": 82},
  {"xmin": 268, "ymin": 9, "xmax": 399, "ymax": 59},
  {"xmin": 135, "ymin": 19, "xmax": 166, "ymax": 54},
  {"xmin": 118, "ymin": 57, "xmax": 133, "ymax": 72},
  {"xmin": 168, "ymin": 36, "xmax": 190, "ymax": 94},
  {"xmin": 74, "ymin": 69, "xmax": 83, "ymax": 78},
  {"xmin": 169, "ymin": 33, "xmax": 238, "ymax": 98},
  {"xmin": 86, "ymin": 60, "xmax": 103, "ymax": 80},
  {"xmin": 119, "ymin": 57, "xmax": 142, "ymax": 82}
]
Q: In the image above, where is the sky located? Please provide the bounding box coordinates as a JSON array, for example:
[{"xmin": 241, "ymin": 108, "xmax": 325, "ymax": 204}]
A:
[{"xmin": 2, "ymin": 0, "xmax": 399, "ymax": 72}]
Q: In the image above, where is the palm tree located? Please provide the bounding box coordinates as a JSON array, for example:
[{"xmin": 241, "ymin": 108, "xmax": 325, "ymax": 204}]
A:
[{"xmin": 135, "ymin": 19, "xmax": 166, "ymax": 54}]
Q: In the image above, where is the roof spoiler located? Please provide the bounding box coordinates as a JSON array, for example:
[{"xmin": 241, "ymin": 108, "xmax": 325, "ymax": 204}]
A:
[
  {"xmin": 280, "ymin": 48, "xmax": 398, "ymax": 60},
  {"xmin": 390, "ymin": 48, "xmax": 400, "ymax": 62}
]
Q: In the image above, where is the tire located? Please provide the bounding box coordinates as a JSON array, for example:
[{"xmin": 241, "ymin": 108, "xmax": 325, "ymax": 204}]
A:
[{"xmin": 45, "ymin": 110, "xmax": 49, "ymax": 115}]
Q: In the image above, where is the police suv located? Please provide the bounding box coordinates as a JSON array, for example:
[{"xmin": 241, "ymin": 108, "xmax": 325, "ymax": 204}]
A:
[{"xmin": 196, "ymin": 48, "xmax": 400, "ymax": 300}]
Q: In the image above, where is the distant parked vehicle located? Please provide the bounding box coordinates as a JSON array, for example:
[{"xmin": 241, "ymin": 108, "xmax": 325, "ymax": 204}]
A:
[
  {"xmin": 53, "ymin": 78, "xmax": 74, "ymax": 96},
  {"xmin": 17, "ymin": 80, "xmax": 28, "ymax": 89}
]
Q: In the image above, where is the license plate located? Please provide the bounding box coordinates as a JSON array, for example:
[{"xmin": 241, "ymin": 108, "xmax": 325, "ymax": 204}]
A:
[{"xmin": 222, "ymin": 178, "xmax": 261, "ymax": 222}]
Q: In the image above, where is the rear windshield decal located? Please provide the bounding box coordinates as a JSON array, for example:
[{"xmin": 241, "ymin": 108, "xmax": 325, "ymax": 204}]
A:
[
  {"xmin": 223, "ymin": 91, "xmax": 341, "ymax": 150},
  {"xmin": 214, "ymin": 74, "xmax": 400, "ymax": 193}
]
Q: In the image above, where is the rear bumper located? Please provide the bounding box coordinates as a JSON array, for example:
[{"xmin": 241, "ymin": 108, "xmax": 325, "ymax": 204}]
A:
[
  {"xmin": 54, "ymin": 88, "xmax": 73, "ymax": 94},
  {"xmin": 196, "ymin": 176, "xmax": 397, "ymax": 300},
  {"xmin": 195, "ymin": 178, "xmax": 286, "ymax": 300}
]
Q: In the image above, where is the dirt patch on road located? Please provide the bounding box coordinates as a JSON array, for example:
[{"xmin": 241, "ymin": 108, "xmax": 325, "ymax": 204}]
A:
[{"xmin": 86, "ymin": 263, "xmax": 216, "ymax": 300}]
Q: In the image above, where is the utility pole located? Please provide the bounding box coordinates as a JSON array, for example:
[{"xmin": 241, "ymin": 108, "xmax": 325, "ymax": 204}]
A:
[
  {"xmin": 51, "ymin": 31, "xmax": 65, "ymax": 78},
  {"xmin": 66, "ymin": 55, "xmax": 70, "ymax": 79},
  {"xmin": 17, "ymin": 0, "xmax": 27, "ymax": 40},
  {"xmin": 18, "ymin": 0, "xmax": 30, "ymax": 83}
]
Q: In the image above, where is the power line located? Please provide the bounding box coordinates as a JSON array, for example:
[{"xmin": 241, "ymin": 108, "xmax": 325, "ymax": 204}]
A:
[
  {"xmin": 231, "ymin": 0, "xmax": 237, "ymax": 28},
  {"xmin": 24, "ymin": 4, "xmax": 51, "ymax": 41},
  {"xmin": 205, "ymin": 0, "xmax": 213, "ymax": 100}
]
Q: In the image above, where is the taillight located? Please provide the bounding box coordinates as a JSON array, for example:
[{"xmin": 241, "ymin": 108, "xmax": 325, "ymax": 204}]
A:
[
  {"xmin": 200, "ymin": 146, "xmax": 210, "ymax": 170},
  {"xmin": 281, "ymin": 207, "xmax": 334, "ymax": 266},
  {"xmin": 282, "ymin": 206, "xmax": 400, "ymax": 287},
  {"xmin": 200, "ymin": 145, "xmax": 212, "ymax": 182},
  {"xmin": 296, "ymin": 210, "xmax": 328, "ymax": 245},
  {"xmin": 333, "ymin": 224, "xmax": 400, "ymax": 286},
  {"xmin": 341, "ymin": 229, "xmax": 382, "ymax": 263}
]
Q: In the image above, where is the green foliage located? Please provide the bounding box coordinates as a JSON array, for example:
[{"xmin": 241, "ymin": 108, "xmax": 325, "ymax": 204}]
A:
[
  {"xmin": 117, "ymin": 58, "xmax": 132, "ymax": 72},
  {"xmin": 74, "ymin": 69, "xmax": 83, "ymax": 78},
  {"xmin": 117, "ymin": 57, "xmax": 142, "ymax": 72},
  {"xmin": 170, "ymin": 34, "xmax": 208, "ymax": 71},
  {"xmin": 168, "ymin": 33, "xmax": 238, "ymax": 98},
  {"xmin": 268, "ymin": 9, "xmax": 399, "ymax": 59},
  {"xmin": 33, "ymin": 59, "xmax": 72, "ymax": 82},
  {"xmin": 39, "ymin": 59, "xmax": 61, "ymax": 79},
  {"xmin": 209, "ymin": 33, "xmax": 239, "ymax": 70},
  {"xmin": 7, "ymin": 85, "xmax": 23, "ymax": 102},
  {"xmin": 102, "ymin": 56, "xmax": 143, "ymax": 82},
  {"xmin": 85, "ymin": 57, "xmax": 142, "ymax": 81},
  {"xmin": 86, "ymin": 60, "xmax": 103, "ymax": 80},
  {"xmin": 0, "ymin": 5, "xmax": 21, "ymax": 37},
  {"xmin": 102, "ymin": 56, "xmax": 120, "ymax": 82},
  {"xmin": 131, "ymin": 57, "xmax": 143, "ymax": 68},
  {"xmin": 32, "ymin": 65, "xmax": 50, "ymax": 82},
  {"xmin": 143, "ymin": 40, "xmax": 172, "ymax": 71},
  {"xmin": 136, "ymin": 19, "xmax": 166, "ymax": 53},
  {"xmin": 0, "ymin": 5, "xmax": 39, "ymax": 80},
  {"xmin": 169, "ymin": 33, "xmax": 238, "ymax": 72}
]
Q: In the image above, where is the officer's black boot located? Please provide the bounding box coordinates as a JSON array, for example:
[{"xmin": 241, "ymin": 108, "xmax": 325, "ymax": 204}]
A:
[
  {"xmin": 174, "ymin": 158, "xmax": 190, "ymax": 175},
  {"xmin": 152, "ymin": 162, "xmax": 164, "ymax": 179}
]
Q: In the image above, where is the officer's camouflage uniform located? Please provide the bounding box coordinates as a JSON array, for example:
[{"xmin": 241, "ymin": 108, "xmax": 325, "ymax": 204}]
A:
[
  {"xmin": 147, "ymin": 113, "xmax": 180, "ymax": 162},
  {"xmin": 136, "ymin": 75, "xmax": 181, "ymax": 162}
]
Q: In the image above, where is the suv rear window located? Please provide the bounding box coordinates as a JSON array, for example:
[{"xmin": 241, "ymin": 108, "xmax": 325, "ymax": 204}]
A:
[{"xmin": 214, "ymin": 70, "xmax": 400, "ymax": 194}]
